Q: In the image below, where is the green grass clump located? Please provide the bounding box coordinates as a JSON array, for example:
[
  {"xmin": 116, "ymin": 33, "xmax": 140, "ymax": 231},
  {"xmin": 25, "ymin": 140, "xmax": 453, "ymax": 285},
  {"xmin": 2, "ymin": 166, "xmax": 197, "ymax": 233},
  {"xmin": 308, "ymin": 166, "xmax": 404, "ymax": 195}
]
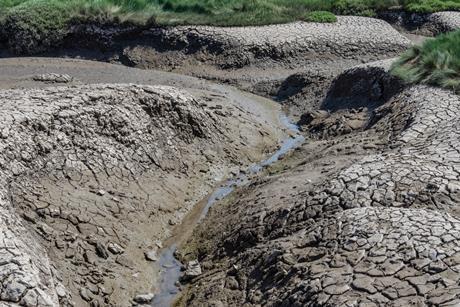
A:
[
  {"xmin": 333, "ymin": 0, "xmax": 376, "ymax": 16},
  {"xmin": 305, "ymin": 11, "xmax": 338, "ymax": 23},
  {"xmin": 2, "ymin": 0, "xmax": 73, "ymax": 53},
  {"xmin": 404, "ymin": 0, "xmax": 460, "ymax": 13},
  {"xmin": 0, "ymin": 0, "xmax": 158, "ymax": 53},
  {"xmin": 0, "ymin": 0, "xmax": 459, "ymax": 29},
  {"xmin": 391, "ymin": 29, "xmax": 460, "ymax": 93}
]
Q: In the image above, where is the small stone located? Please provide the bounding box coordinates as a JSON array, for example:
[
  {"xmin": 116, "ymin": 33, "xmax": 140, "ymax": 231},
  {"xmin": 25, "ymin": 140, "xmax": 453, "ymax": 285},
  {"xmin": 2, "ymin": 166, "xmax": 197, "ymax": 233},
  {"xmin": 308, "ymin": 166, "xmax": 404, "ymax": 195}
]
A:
[
  {"xmin": 84, "ymin": 251, "xmax": 97, "ymax": 265},
  {"xmin": 80, "ymin": 288, "xmax": 92, "ymax": 302},
  {"xmin": 184, "ymin": 260, "xmax": 202, "ymax": 279},
  {"xmin": 225, "ymin": 276, "xmax": 239, "ymax": 290},
  {"xmin": 95, "ymin": 242, "xmax": 109, "ymax": 259},
  {"xmin": 32, "ymin": 73, "xmax": 73, "ymax": 83},
  {"xmin": 134, "ymin": 293, "xmax": 155, "ymax": 304},
  {"xmin": 144, "ymin": 250, "xmax": 158, "ymax": 262},
  {"xmin": 107, "ymin": 242, "xmax": 124, "ymax": 255},
  {"xmin": 56, "ymin": 283, "xmax": 67, "ymax": 298},
  {"xmin": 65, "ymin": 248, "xmax": 76, "ymax": 258}
]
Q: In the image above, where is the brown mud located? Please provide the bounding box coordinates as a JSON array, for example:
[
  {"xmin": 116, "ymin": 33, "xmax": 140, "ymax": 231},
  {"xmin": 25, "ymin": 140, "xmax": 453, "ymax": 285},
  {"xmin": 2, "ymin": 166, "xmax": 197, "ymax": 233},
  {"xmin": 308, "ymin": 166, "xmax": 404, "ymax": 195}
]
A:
[{"xmin": 0, "ymin": 11, "xmax": 458, "ymax": 307}]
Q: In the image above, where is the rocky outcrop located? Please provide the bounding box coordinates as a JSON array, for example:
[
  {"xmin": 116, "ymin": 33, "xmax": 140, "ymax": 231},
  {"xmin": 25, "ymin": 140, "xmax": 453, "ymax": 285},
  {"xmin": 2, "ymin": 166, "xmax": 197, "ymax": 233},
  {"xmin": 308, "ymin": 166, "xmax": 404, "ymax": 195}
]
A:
[
  {"xmin": 427, "ymin": 11, "xmax": 460, "ymax": 33},
  {"xmin": 0, "ymin": 84, "xmax": 280, "ymax": 306},
  {"xmin": 380, "ymin": 10, "xmax": 460, "ymax": 35},
  {"xmin": 180, "ymin": 63, "xmax": 460, "ymax": 306}
]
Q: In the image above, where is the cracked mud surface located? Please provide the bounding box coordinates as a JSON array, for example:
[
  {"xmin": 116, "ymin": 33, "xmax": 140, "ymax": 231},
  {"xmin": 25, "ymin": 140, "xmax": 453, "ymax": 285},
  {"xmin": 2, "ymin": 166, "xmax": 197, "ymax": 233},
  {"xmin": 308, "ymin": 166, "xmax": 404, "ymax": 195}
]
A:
[
  {"xmin": 0, "ymin": 11, "xmax": 458, "ymax": 307},
  {"xmin": 0, "ymin": 78, "xmax": 284, "ymax": 306},
  {"xmin": 179, "ymin": 61, "xmax": 460, "ymax": 306},
  {"xmin": 128, "ymin": 17, "xmax": 410, "ymax": 68}
]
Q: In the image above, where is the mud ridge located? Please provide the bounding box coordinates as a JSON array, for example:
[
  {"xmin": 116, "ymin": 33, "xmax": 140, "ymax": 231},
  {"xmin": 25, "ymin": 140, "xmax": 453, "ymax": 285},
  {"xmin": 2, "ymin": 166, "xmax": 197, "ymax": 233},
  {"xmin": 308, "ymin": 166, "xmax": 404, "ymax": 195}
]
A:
[
  {"xmin": 0, "ymin": 83, "xmax": 283, "ymax": 306},
  {"xmin": 179, "ymin": 61, "xmax": 460, "ymax": 306}
]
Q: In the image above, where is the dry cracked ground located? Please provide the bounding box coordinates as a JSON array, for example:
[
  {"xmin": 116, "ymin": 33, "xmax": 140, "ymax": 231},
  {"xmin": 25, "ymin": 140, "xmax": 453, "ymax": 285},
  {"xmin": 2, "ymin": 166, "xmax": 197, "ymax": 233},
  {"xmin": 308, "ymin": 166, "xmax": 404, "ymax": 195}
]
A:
[
  {"xmin": 179, "ymin": 62, "xmax": 460, "ymax": 306},
  {"xmin": 0, "ymin": 81, "xmax": 284, "ymax": 306},
  {"xmin": 0, "ymin": 11, "xmax": 459, "ymax": 307}
]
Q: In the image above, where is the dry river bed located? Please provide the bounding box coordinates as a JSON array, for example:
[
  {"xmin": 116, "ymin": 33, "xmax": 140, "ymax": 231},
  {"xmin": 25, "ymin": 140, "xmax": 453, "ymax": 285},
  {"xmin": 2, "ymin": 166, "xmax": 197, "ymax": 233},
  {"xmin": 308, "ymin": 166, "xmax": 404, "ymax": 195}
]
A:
[{"xmin": 0, "ymin": 12, "xmax": 459, "ymax": 307}]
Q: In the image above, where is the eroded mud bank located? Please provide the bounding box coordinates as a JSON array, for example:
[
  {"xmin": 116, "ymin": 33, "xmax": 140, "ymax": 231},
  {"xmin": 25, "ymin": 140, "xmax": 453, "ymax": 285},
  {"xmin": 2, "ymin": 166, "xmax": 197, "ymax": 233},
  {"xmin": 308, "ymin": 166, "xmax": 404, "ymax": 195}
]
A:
[{"xmin": 178, "ymin": 61, "xmax": 460, "ymax": 306}]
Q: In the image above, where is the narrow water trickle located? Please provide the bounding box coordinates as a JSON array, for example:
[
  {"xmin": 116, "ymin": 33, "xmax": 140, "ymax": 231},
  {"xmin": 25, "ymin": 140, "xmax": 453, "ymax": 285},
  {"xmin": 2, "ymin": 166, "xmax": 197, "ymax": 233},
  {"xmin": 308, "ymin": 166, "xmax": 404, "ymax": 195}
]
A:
[
  {"xmin": 151, "ymin": 113, "xmax": 304, "ymax": 307},
  {"xmin": 150, "ymin": 245, "xmax": 182, "ymax": 306}
]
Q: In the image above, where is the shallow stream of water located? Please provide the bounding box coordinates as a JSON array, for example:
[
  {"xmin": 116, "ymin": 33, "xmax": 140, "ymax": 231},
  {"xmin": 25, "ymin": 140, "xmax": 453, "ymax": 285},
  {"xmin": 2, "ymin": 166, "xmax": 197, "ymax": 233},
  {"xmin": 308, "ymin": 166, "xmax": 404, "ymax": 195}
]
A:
[{"xmin": 151, "ymin": 113, "xmax": 304, "ymax": 306}]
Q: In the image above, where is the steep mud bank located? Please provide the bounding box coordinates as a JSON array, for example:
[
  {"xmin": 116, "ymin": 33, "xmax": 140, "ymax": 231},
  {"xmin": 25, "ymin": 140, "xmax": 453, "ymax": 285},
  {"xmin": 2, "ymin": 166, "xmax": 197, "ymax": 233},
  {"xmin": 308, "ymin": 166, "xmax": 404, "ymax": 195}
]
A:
[
  {"xmin": 2, "ymin": 12, "xmax": 457, "ymax": 115},
  {"xmin": 279, "ymin": 58, "xmax": 405, "ymax": 122},
  {"xmin": 0, "ymin": 76, "xmax": 286, "ymax": 306},
  {"xmin": 119, "ymin": 16, "xmax": 410, "ymax": 101},
  {"xmin": 122, "ymin": 17, "xmax": 409, "ymax": 69},
  {"xmin": 179, "ymin": 61, "xmax": 460, "ymax": 306}
]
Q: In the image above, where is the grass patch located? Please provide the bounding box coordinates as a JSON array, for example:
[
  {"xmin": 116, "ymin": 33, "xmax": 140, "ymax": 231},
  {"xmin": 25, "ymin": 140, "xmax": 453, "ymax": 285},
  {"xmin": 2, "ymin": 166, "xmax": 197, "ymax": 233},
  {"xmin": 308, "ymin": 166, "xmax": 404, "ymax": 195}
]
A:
[
  {"xmin": 404, "ymin": 0, "xmax": 460, "ymax": 13},
  {"xmin": 0, "ymin": 0, "xmax": 159, "ymax": 53},
  {"xmin": 0, "ymin": 0, "xmax": 459, "ymax": 28},
  {"xmin": 0, "ymin": 0, "xmax": 459, "ymax": 53},
  {"xmin": 304, "ymin": 11, "xmax": 338, "ymax": 23},
  {"xmin": 391, "ymin": 29, "xmax": 460, "ymax": 93},
  {"xmin": 2, "ymin": 1, "xmax": 72, "ymax": 53}
]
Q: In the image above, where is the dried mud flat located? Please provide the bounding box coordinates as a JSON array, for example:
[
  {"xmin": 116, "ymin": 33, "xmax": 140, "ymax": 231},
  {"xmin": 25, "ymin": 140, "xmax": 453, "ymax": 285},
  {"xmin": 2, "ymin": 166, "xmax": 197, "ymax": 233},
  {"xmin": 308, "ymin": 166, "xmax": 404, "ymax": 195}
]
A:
[{"xmin": 0, "ymin": 12, "xmax": 459, "ymax": 307}]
